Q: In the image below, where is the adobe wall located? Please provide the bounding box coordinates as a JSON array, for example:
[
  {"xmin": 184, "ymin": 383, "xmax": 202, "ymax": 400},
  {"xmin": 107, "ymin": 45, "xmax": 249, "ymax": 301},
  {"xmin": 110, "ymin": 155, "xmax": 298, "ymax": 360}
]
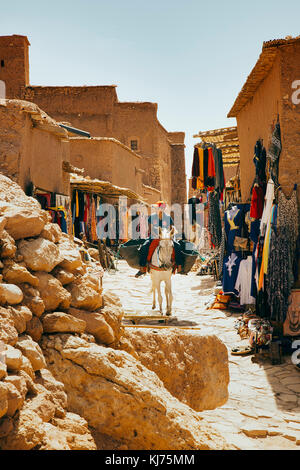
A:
[
  {"xmin": 0, "ymin": 100, "xmax": 70, "ymax": 196},
  {"xmin": 278, "ymin": 44, "xmax": 300, "ymax": 208},
  {"xmin": 0, "ymin": 35, "xmax": 29, "ymax": 99},
  {"xmin": 69, "ymin": 137, "xmax": 143, "ymax": 196},
  {"xmin": 236, "ymin": 54, "xmax": 282, "ymax": 201},
  {"xmin": 170, "ymin": 143, "xmax": 187, "ymax": 205},
  {"xmin": 24, "ymin": 86, "xmax": 118, "ymax": 137}
]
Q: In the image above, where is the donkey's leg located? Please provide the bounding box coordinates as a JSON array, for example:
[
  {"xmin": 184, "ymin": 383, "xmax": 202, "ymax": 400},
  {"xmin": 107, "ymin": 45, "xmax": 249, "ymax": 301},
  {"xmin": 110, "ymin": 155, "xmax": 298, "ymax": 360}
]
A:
[
  {"xmin": 150, "ymin": 273, "xmax": 156, "ymax": 310},
  {"xmin": 166, "ymin": 276, "xmax": 173, "ymax": 316},
  {"xmin": 157, "ymin": 279, "xmax": 163, "ymax": 314}
]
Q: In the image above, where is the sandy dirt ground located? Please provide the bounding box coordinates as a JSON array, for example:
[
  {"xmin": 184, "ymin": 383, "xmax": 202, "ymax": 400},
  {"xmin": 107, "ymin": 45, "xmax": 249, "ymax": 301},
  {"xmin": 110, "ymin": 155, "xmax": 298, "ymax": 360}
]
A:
[{"xmin": 103, "ymin": 260, "xmax": 300, "ymax": 450}]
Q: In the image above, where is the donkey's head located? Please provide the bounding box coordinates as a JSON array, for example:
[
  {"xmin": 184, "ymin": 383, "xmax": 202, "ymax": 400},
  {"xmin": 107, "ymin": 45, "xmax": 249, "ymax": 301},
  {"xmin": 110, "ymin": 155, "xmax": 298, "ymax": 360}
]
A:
[{"xmin": 158, "ymin": 227, "xmax": 175, "ymax": 268}]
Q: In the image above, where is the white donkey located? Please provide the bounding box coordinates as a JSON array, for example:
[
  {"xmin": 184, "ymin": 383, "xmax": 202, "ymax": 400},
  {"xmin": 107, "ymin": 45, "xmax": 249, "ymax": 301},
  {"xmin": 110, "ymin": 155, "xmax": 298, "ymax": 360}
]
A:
[{"xmin": 149, "ymin": 227, "xmax": 176, "ymax": 316}]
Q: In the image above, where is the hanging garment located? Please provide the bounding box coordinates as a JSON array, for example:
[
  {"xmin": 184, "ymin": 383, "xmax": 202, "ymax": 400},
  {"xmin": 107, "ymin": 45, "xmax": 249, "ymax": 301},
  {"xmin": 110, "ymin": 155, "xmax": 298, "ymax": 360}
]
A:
[
  {"xmin": 250, "ymin": 184, "xmax": 264, "ymax": 219},
  {"xmin": 208, "ymin": 191, "xmax": 222, "ymax": 248},
  {"xmin": 222, "ymin": 253, "xmax": 242, "ymax": 295},
  {"xmin": 253, "ymin": 140, "xmax": 267, "ymax": 184},
  {"xmin": 265, "ymin": 225, "xmax": 292, "ymax": 323},
  {"xmin": 260, "ymin": 179, "xmax": 275, "ymax": 236},
  {"xmin": 267, "ymin": 121, "xmax": 281, "ymax": 185},
  {"xmin": 224, "ymin": 205, "xmax": 243, "ymax": 252},
  {"xmin": 213, "ymin": 147, "xmax": 225, "ymax": 193},
  {"xmin": 206, "ymin": 148, "xmax": 216, "ymax": 188},
  {"xmin": 235, "ymin": 256, "xmax": 256, "ymax": 306},
  {"xmin": 277, "ymin": 185, "xmax": 299, "ymax": 286},
  {"xmin": 36, "ymin": 193, "xmax": 51, "ymax": 210},
  {"xmin": 191, "ymin": 147, "xmax": 200, "ymax": 189}
]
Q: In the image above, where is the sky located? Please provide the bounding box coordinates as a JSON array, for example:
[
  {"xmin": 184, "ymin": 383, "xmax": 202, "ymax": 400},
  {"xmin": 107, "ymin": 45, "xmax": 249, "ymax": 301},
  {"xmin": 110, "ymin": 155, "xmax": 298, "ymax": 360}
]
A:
[{"xmin": 2, "ymin": 0, "xmax": 300, "ymax": 178}]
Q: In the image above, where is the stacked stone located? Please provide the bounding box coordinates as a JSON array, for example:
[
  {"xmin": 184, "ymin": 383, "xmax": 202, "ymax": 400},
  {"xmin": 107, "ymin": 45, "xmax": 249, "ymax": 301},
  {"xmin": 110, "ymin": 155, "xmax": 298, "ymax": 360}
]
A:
[{"xmin": 0, "ymin": 174, "xmax": 124, "ymax": 450}]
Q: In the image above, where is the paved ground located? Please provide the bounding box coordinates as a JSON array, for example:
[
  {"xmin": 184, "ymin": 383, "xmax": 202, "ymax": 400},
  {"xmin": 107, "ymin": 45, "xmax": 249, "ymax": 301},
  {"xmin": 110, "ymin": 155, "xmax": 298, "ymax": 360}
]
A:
[{"xmin": 104, "ymin": 260, "xmax": 300, "ymax": 450}]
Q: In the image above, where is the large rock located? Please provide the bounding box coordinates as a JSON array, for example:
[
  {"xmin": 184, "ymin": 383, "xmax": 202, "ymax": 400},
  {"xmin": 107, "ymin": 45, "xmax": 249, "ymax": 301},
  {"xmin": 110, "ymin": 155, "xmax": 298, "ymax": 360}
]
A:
[
  {"xmin": 40, "ymin": 223, "xmax": 62, "ymax": 243},
  {"xmin": 42, "ymin": 312, "xmax": 86, "ymax": 334},
  {"xmin": 9, "ymin": 305, "xmax": 32, "ymax": 334},
  {"xmin": 25, "ymin": 315, "xmax": 43, "ymax": 342},
  {"xmin": 17, "ymin": 238, "xmax": 64, "ymax": 272},
  {"xmin": 0, "ymin": 229, "xmax": 17, "ymax": 258},
  {"xmin": 20, "ymin": 285, "xmax": 45, "ymax": 317},
  {"xmin": 99, "ymin": 291, "xmax": 124, "ymax": 345},
  {"xmin": 0, "ymin": 283, "xmax": 23, "ymax": 306},
  {"xmin": 15, "ymin": 335, "xmax": 46, "ymax": 371},
  {"xmin": 68, "ymin": 308, "xmax": 115, "ymax": 345},
  {"xmin": 66, "ymin": 273, "xmax": 103, "ymax": 311},
  {"xmin": 5, "ymin": 345, "xmax": 23, "ymax": 371},
  {"xmin": 126, "ymin": 329, "xmax": 229, "ymax": 412},
  {"xmin": 2, "ymin": 260, "xmax": 39, "ymax": 287},
  {"xmin": 51, "ymin": 267, "xmax": 75, "ymax": 286},
  {"xmin": 35, "ymin": 272, "xmax": 71, "ymax": 312},
  {"xmin": 0, "ymin": 203, "xmax": 47, "ymax": 240},
  {"xmin": 58, "ymin": 237, "xmax": 83, "ymax": 273},
  {"xmin": 41, "ymin": 334, "xmax": 229, "ymax": 450},
  {"xmin": 0, "ymin": 307, "xmax": 19, "ymax": 345},
  {"xmin": 0, "ymin": 382, "xmax": 8, "ymax": 419}
]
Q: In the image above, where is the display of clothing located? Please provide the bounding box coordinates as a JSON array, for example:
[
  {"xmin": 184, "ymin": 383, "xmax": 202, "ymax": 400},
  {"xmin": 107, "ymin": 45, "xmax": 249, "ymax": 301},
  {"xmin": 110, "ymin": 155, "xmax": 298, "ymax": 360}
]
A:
[
  {"xmin": 277, "ymin": 185, "xmax": 299, "ymax": 286},
  {"xmin": 224, "ymin": 205, "xmax": 243, "ymax": 252},
  {"xmin": 266, "ymin": 225, "xmax": 292, "ymax": 323},
  {"xmin": 191, "ymin": 144, "xmax": 224, "ymax": 194},
  {"xmin": 222, "ymin": 253, "xmax": 242, "ymax": 295},
  {"xmin": 260, "ymin": 178, "xmax": 274, "ymax": 236},
  {"xmin": 267, "ymin": 121, "xmax": 281, "ymax": 185},
  {"xmin": 234, "ymin": 256, "xmax": 256, "ymax": 306},
  {"xmin": 250, "ymin": 184, "xmax": 264, "ymax": 219},
  {"xmin": 208, "ymin": 190, "xmax": 222, "ymax": 248}
]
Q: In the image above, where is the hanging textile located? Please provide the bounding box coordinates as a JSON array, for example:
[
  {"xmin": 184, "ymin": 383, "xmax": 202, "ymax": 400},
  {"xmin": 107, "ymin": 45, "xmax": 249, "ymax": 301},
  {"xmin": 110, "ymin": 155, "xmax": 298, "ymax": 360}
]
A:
[
  {"xmin": 267, "ymin": 121, "xmax": 281, "ymax": 186},
  {"xmin": 208, "ymin": 191, "xmax": 222, "ymax": 248}
]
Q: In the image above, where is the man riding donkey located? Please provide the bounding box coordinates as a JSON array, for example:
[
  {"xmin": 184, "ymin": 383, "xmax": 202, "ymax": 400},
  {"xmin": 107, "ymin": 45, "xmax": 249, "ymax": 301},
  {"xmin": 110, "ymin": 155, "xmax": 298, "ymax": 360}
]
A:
[{"xmin": 135, "ymin": 201, "xmax": 183, "ymax": 278}]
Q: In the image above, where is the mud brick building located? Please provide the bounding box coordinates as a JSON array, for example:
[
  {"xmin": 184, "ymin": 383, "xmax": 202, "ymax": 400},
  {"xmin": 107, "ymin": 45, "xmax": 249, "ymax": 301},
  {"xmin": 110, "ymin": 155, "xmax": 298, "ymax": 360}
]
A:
[
  {"xmin": 0, "ymin": 35, "xmax": 187, "ymax": 206},
  {"xmin": 228, "ymin": 36, "xmax": 300, "ymax": 208}
]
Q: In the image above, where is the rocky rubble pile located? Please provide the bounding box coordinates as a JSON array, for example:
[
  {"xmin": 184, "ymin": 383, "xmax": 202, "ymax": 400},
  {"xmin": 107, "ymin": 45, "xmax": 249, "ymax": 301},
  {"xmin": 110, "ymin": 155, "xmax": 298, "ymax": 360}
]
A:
[{"xmin": 0, "ymin": 174, "xmax": 230, "ymax": 450}]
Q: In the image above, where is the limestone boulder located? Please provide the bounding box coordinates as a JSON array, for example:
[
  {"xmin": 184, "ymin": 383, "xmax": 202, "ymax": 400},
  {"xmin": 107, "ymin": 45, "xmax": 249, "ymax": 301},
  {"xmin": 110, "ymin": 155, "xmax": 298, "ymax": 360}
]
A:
[
  {"xmin": 19, "ymin": 355, "xmax": 35, "ymax": 381},
  {"xmin": 88, "ymin": 248, "xmax": 100, "ymax": 262},
  {"xmin": 17, "ymin": 238, "xmax": 64, "ymax": 272},
  {"xmin": 99, "ymin": 292, "xmax": 124, "ymax": 344},
  {"xmin": 2, "ymin": 260, "xmax": 39, "ymax": 287},
  {"xmin": 9, "ymin": 305, "xmax": 32, "ymax": 334},
  {"xmin": 51, "ymin": 267, "xmax": 75, "ymax": 286},
  {"xmin": 4, "ymin": 382, "xmax": 24, "ymax": 417},
  {"xmin": 0, "ymin": 203, "xmax": 47, "ymax": 241},
  {"xmin": 15, "ymin": 335, "xmax": 46, "ymax": 372},
  {"xmin": 20, "ymin": 285, "xmax": 45, "ymax": 317},
  {"xmin": 41, "ymin": 334, "xmax": 229, "ymax": 450},
  {"xmin": 25, "ymin": 315, "xmax": 43, "ymax": 342},
  {"xmin": 58, "ymin": 237, "xmax": 83, "ymax": 273},
  {"xmin": 0, "ymin": 229, "xmax": 16, "ymax": 258},
  {"xmin": 40, "ymin": 223, "xmax": 62, "ymax": 243},
  {"xmin": 0, "ymin": 360, "xmax": 7, "ymax": 380},
  {"xmin": 38, "ymin": 412, "xmax": 96, "ymax": 450},
  {"xmin": 0, "ymin": 283, "xmax": 23, "ymax": 306},
  {"xmin": 35, "ymin": 272, "xmax": 71, "ymax": 312},
  {"xmin": 5, "ymin": 345, "xmax": 23, "ymax": 371},
  {"xmin": 35, "ymin": 368, "xmax": 68, "ymax": 419},
  {"xmin": 0, "ymin": 382, "xmax": 8, "ymax": 419},
  {"xmin": 0, "ymin": 307, "xmax": 19, "ymax": 345},
  {"xmin": 126, "ymin": 329, "xmax": 229, "ymax": 412},
  {"xmin": 0, "ymin": 407, "xmax": 46, "ymax": 449},
  {"xmin": 68, "ymin": 308, "xmax": 114, "ymax": 345},
  {"xmin": 42, "ymin": 312, "xmax": 86, "ymax": 334},
  {"xmin": 66, "ymin": 273, "xmax": 103, "ymax": 311}
]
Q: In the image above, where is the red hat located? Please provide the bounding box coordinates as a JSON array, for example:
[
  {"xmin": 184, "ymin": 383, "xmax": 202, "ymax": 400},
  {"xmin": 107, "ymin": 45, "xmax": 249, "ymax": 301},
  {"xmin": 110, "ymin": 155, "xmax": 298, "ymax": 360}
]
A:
[{"xmin": 154, "ymin": 201, "xmax": 166, "ymax": 209}]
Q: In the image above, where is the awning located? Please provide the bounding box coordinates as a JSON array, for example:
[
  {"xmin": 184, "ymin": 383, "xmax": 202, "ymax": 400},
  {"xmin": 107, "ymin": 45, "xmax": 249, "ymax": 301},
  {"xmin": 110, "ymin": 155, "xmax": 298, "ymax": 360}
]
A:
[{"xmin": 70, "ymin": 174, "xmax": 148, "ymax": 203}]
